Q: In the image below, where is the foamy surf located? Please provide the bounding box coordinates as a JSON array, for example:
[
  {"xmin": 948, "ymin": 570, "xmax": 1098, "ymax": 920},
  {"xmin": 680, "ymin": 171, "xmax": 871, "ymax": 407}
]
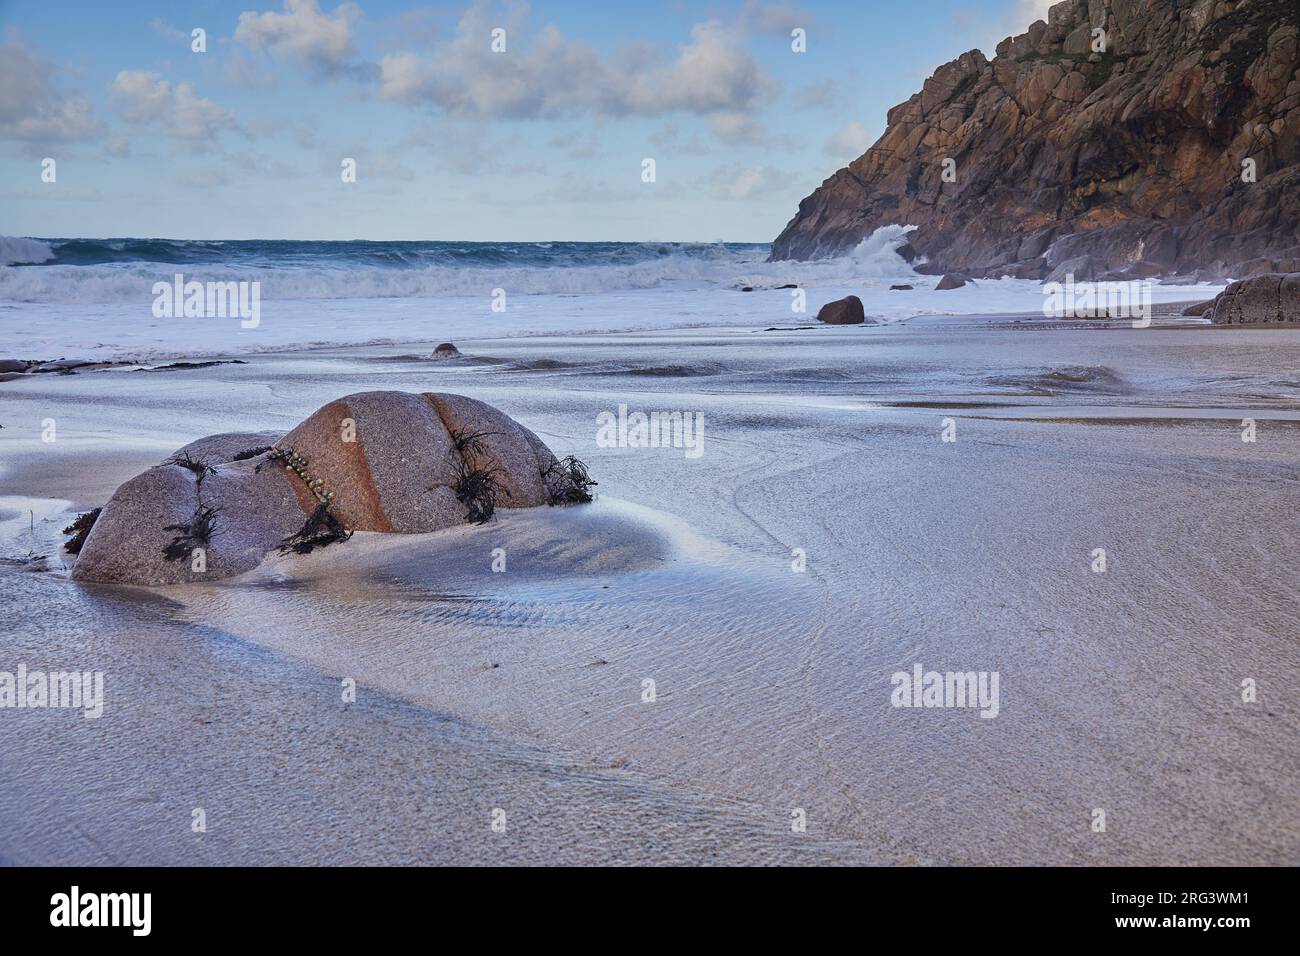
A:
[
  {"xmin": 0, "ymin": 236, "xmax": 55, "ymax": 267},
  {"xmin": 0, "ymin": 229, "xmax": 1221, "ymax": 362}
]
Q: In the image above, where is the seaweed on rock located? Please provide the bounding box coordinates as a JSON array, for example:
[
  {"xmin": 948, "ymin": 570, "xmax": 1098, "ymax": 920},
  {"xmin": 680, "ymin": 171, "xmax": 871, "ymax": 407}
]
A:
[
  {"xmin": 541, "ymin": 455, "xmax": 597, "ymax": 506},
  {"xmin": 230, "ymin": 445, "xmax": 274, "ymax": 462},
  {"xmin": 279, "ymin": 502, "xmax": 352, "ymax": 555},
  {"xmin": 452, "ymin": 462, "xmax": 503, "ymax": 524},
  {"xmin": 165, "ymin": 452, "xmax": 215, "ymax": 477},
  {"xmin": 162, "ymin": 505, "xmax": 220, "ymax": 561},
  {"xmin": 62, "ymin": 507, "xmax": 102, "ymax": 554},
  {"xmin": 448, "ymin": 427, "xmax": 502, "ymax": 459}
]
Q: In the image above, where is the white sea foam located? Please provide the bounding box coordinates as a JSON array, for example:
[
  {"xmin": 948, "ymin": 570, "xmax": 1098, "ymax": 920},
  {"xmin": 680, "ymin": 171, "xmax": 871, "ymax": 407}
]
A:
[
  {"xmin": 0, "ymin": 236, "xmax": 55, "ymax": 267},
  {"xmin": 0, "ymin": 227, "xmax": 1220, "ymax": 362},
  {"xmin": 0, "ymin": 230, "xmax": 919, "ymax": 304}
]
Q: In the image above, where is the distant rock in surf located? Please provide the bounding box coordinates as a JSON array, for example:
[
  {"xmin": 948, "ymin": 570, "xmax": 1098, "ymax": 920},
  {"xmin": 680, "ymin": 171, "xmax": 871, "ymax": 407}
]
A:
[
  {"xmin": 1207, "ymin": 273, "xmax": 1300, "ymax": 325},
  {"xmin": 1045, "ymin": 257, "xmax": 1098, "ymax": 283},
  {"xmin": 889, "ymin": 284, "xmax": 914, "ymax": 291},
  {"xmin": 935, "ymin": 273, "xmax": 974, "ymax": 290},
  {"xmin": 70, "ymin": 391, "xmax": 595, "ymax": 586},
  {"xmin": 816, "ymin": 295, "xmax": 866, "ymax": 325},
  {"xmin": 433, "ymin": 342, "xmax": 461, "ymax": 358}
]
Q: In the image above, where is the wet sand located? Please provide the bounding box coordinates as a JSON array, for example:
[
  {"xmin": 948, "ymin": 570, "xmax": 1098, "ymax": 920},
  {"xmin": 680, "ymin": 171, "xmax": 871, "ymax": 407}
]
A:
[{"xmin": 2, "ymin": 313, "xmax": 1298, "ymax": 865}]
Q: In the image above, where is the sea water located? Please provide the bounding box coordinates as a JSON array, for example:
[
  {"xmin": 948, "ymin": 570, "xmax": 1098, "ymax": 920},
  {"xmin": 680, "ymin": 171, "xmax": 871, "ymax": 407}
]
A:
[{"xmin": 0, "ymin": 228, "xmax": 1220, "ymax": 362}]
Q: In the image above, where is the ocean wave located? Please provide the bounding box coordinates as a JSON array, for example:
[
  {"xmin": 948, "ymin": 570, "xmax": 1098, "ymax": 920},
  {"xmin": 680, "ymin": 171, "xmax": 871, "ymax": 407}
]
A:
[
  {"xmin": 0, "ymin": 229, "xmax": 920, "ymax": 304},
  {"xmin": 0, "ymin": 236, "xmax": 55, "ymax": 266}
]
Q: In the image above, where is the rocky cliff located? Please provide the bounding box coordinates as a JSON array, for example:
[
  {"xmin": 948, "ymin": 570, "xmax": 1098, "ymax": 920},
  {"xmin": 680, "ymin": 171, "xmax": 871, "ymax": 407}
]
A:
[{"xmin": 771, "ymin": 0, "xmax": 1300, "ymax": 280}]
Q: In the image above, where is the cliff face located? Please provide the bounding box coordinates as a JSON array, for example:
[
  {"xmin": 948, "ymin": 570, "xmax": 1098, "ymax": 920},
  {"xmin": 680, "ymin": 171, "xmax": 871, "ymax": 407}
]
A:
[{"xmin": 770, "ymin": 0, "xmax": 1300, "ymax": 279}]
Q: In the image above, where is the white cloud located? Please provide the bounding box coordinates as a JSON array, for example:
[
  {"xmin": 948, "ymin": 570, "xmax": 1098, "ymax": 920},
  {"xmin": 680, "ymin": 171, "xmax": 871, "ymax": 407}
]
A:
[
  {"xmin": 0, "ymin": 35, "xmax": 103, "ymax": 142},
  {"xmin": 379, "ymin": 2, "xmax": 773, "ymax": 119},
  {"xmin": 1015, "ymin": 0, "xmax": 1056, "ymax": 26},
  {"xmin": 175, "ymin": 166, "xmax": 230, "ymax": 188},
  {"xmin": 741, "ymin": 1, "xmax": 813, "ymax": 35},
  {"xmin": 709, "ymin": 163, "xmax": 794, "ymax": 201},
  {"xmin": 627, "ymin": 20, "xmax": 773, "ymax": 115},
  {"xmin": 111, "ymin": 71, "xmax": 238, "ymax": 143},
  {"xmin": 791, "ymin": 80, "xmax": 835, "ymax": 110},
  {"xmin": 709, "ymin": 111, "xmax": 769, "ymax": 145},
  {"xmin": 823, "ymin": 120, "xmax": 872, "ymax": 159},
  {"xmin": 235, "ymin": 0, "xmax": 363, "ymax": 76},
  {"xmin": 105, "ymin": 133, "xmax": 132, "ymax": 158},
  {"xmin": 148, "ymin": 19, "xmax": 189, "ymax": 43},
  {"xmin": 972, "ymin": 0, "xmax": 1059, "ymax": 56}
]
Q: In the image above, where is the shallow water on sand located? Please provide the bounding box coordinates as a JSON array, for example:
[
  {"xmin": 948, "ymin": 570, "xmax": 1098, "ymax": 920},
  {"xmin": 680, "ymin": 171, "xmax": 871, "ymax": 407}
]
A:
[{"xmin": 1, "ymin": 314, "xmax": 1298, "ymax": 864}]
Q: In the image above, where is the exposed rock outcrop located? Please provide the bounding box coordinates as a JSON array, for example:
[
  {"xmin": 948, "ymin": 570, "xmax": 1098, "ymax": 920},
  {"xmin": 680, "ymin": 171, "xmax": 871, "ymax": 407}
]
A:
[
  {"xmin": 816, "ymin": 295, "xmax": 866, "ymax": 324},
  {"xmin": 70, "ymin": 391, "xmax": 594, "ymax": 586},
  {"xmin": 771, "ymin": 0, "xmax": 1300, "ymax": 280},
  {"xmin": 1206, "ymin": 272, "xmax": 1300, "ymax": 324},
  {"xmin": 936, "ymin": 273, "xmax": 975, "ymax": 290}
]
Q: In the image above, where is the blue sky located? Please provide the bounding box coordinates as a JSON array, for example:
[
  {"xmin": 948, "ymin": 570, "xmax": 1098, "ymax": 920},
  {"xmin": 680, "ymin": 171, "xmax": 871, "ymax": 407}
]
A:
[{"xmin": 0, "ymin": 0, "xmax": 1053, "ymax": 241}]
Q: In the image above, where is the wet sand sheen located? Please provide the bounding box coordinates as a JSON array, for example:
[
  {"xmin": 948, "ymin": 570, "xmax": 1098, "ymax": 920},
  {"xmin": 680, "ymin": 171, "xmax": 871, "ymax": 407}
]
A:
[{"xmin": 1, "ymin": 313, "xmax": 1298, "ymax": 864}]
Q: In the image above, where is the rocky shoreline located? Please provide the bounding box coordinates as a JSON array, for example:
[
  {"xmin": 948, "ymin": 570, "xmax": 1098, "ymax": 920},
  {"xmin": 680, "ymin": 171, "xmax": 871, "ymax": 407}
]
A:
[
  {"xmin": 0, "ymin": 357, "xmax": 247, "ymax": 382},
  {"xmin": 771, "ymin": 0, "xmax": 1300, "ymax": 282}
]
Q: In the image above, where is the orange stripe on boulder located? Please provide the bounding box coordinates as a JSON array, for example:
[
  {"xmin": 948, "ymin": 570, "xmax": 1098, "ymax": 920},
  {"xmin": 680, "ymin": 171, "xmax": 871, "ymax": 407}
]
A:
[{"xmin": 276, "ymin": 399, "xmax": 394, "ymax": 532}]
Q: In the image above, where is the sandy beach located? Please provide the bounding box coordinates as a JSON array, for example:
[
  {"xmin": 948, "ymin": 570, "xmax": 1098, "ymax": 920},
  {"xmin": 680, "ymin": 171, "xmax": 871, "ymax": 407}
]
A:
[{"xmin": 3, "ymin": 310, "xmax": 1297, "ymax": 865}]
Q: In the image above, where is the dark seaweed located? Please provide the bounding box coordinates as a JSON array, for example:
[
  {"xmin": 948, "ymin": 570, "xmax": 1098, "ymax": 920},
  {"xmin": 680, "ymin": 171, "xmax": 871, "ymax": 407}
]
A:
[
  {"xmin": 541, "ymin": 455, "xmax": 597, "ymax": 506},
  {"xmin": 165, "ymin": 451, "xmax": 214, "ymax": 477},
  {"xmin": 62, "ymin": 507, "xmax": 102, "ymax": 554},
  {"xmin": 161, "ymin": 505, "xmax": 220, "ymax": 561},
  {"xmin": 279, "ymin": 503, "xmax": 352, "ymax": 554},
  {"xmin": 231, "ymin": 445, "xmax": 274, "ymax": 462},
  {"xmin": 452, "ymin": 463, "xmax": 503, "ymax": 524},
  {"xmin": 448, "ymin": 427, "xmax": 502, "ymax": 458}
]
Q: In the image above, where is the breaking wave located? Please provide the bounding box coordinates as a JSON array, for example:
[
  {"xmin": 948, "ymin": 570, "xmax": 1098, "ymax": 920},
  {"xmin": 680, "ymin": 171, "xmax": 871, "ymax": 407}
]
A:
[
  {"xmin": 0, "ymin": 236, "xmax": 55, "ymax": 266},
  {"xmin": 0, "ymin": 229, "xmax": 921, "ymax": 304}
]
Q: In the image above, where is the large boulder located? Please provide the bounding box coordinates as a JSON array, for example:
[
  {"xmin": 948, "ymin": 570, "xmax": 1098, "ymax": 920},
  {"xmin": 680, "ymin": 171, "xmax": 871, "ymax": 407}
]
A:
[
  {"xmin": 71, "ymin": 392, "xmax": 593, "ymax": 586},
  {"xmin": 815, "ymin": 295, "xmax": 866, "ymax": 324},
  {"xmin": 1207, "ymin": 273, "xmax": 1300, "ymax": 325},
  {"xmin": 69, "ymin": 435, "xmax": 303, "ymax": 586}
]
